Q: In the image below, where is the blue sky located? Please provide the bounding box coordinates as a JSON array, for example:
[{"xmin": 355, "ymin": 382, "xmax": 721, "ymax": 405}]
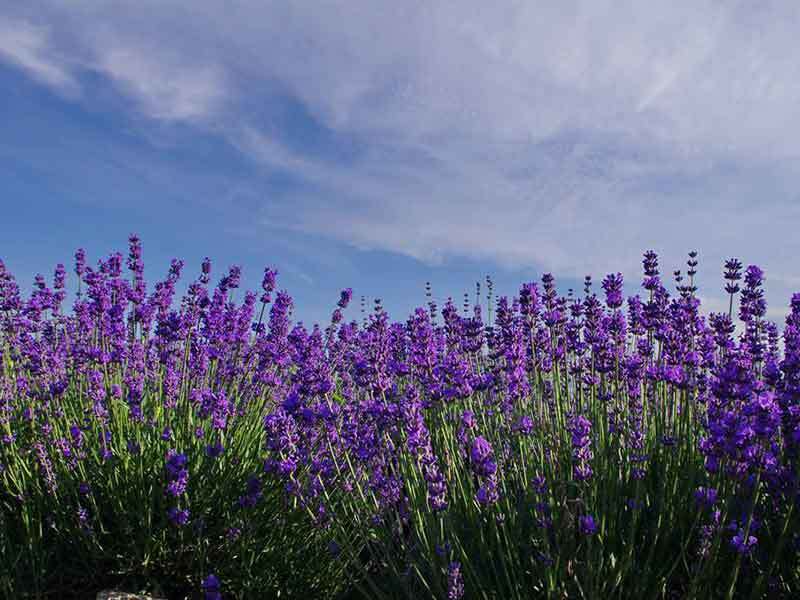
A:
[{"xmin": 2, "ymin": 2, "xmax": 800, "ymax": 326}]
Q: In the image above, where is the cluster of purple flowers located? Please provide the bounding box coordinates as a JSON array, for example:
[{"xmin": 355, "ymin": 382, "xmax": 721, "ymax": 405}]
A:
[
  {"xmin": 469, "ymin": 436, "xmax": 499, "ymax": 506},
  {"xmin": 568, "ymin": 415, "xmax": 593, "ymax": 482},
  {"xmin": 3, "ymin": 237, "xmax": 800, "ymax": 597},
  {"xmin": 165, "ymin": 449, "xmax": 190, "ymax": 525}
]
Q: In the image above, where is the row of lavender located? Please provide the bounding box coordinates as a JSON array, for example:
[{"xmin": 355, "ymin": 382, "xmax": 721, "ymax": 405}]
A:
[{"xmin": 1, "ymin": 238, "xmax": 799, "ymax": 598}]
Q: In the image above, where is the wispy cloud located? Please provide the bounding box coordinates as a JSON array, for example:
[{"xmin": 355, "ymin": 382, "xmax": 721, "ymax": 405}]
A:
[
  {"xmin": 0, "ymin": 11, "xmax": 227, "ymax": 123},
  {"xmin": 96, "ymin": 46, "xmax": 227, "ymax": 122},
  {"xmin": 0, "ymin": 17, "xmax": 78, "ymax": 94},
  {"xmin": 3, "ymin": 2, "xmax": 800, "ymax": 319}
]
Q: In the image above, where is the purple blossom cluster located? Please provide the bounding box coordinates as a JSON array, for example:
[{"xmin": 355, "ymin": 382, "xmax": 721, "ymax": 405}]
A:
[{"xmin": 3, "ymin": 238, "xmax": 800, "ymax": 597}]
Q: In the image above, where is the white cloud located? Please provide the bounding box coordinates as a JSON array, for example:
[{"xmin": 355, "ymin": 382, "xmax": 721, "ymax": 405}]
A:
[
  {"xmin": 3, "ymin": 1, "xmax": 800, "ymax": 319},
  {"xmin": 0, "ymin": 11, "xmax": 227, "ymax": 123},
  {"xmin": 95, "ymin": 45, "xmax": 226, "ymax": 122},
  {"xmin": 0, "ymin": 17, "xmax": 78, "ymax": 93}
]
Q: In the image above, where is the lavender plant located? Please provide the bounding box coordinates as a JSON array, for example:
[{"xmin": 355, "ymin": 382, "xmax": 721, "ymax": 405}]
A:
[
  {"xmin": 2, "ymin": 238, "xmax": 800, "ymax": 599},
  {"xmin": 0, "ymin": 238, "xmax": 345, "ymax": 598},
  {"xmin": 261, "ymin": 250, "xmax": 800, "ymax": 599}
]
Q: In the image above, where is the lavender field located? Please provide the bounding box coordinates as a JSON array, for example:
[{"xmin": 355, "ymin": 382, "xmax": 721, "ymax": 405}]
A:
[{"xmin": 1, "ymin": 237, "xmax": 799, "ymax": 598}]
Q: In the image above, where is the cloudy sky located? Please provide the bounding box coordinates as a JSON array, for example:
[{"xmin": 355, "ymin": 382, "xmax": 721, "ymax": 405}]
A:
[{"xmin": 1, "ymin": 1, "xmax": 799, "ymax": 325}]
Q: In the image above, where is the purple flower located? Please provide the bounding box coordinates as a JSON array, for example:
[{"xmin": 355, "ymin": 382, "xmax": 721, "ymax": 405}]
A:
[
  {"xmin": 731, "ymin": 529, "xmax": 757, "ymax": 555},
  {"xmin": 470, "ymin": 436, "xmax": 493, "ymax": 466},
  {"xmin": 447, "ymin": 561, "xmax": 464, "ymax": 600},
  {"xmin": 202, "ymin": 573, "xmax": 222, "ymax": 600},
  {"xmin": 693, "ymin": 487, "xmax": 718, "ymax": 509},
  {"xmin": 568, "ymin": 415, "xmax": 594, "ymax": 481},
  {"xmin": 579, "ymin": 515, "xmax": 598, "ymax": 536},
  {"xmin": 225, "ymin": 527, "xmax": 242, "ymax": 542},
  {"xmin": 724, "ymin": 258, "xmax": 743, "ymax": 295},
  {"xmin": 165, "ymin": 450, "xmax": 189, "ymax": 497},
  {"xmin": 514, "ymin": 415, "xmax": 535, "ymax": 436},
  {"xmin": 167, "ymin": 507, "xmax": 190, "ymax": 526},
  {"xmin": 338, "ymin": 288, "xmax": 353, "ymax": 309},
  {"xmin": 70, "ymin": 425, "xmax": 84, "ymax": 448},
  {"xmin": 74, "ymin": 248, "xmax": 86, "ymax": 279},
  {"xmin": 261, "ymin": 267, "xmax": 278, "ymax": 303},
  {"xmin": 602, "ymin": 272, "xmax": 624, "ymax": 309},
  {"xmin": 206, "ymin": 442, "xmax": 225, "ymax": 458},
  {"xmin": 642, "ymin": 251, "xmax": 661, "ymax": 290},
  {"xmin": 476, "ymin": 479, "xmax": 499, "ymax": 505}
]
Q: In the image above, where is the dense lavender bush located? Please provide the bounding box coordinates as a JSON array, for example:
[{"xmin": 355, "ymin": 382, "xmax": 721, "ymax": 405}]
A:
[
  {"xmin": 2, "ymin": 237, "xmax": 800, "ymax": 598},
  {"xmin": 0, "ymin": 238, "xmax": 346, "ymax": 598}
]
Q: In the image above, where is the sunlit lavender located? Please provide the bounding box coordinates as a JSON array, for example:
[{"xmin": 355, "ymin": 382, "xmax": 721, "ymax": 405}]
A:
[{"xmin": 2, "ymin": 237, "xmax": 799, "ymax": 598}]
